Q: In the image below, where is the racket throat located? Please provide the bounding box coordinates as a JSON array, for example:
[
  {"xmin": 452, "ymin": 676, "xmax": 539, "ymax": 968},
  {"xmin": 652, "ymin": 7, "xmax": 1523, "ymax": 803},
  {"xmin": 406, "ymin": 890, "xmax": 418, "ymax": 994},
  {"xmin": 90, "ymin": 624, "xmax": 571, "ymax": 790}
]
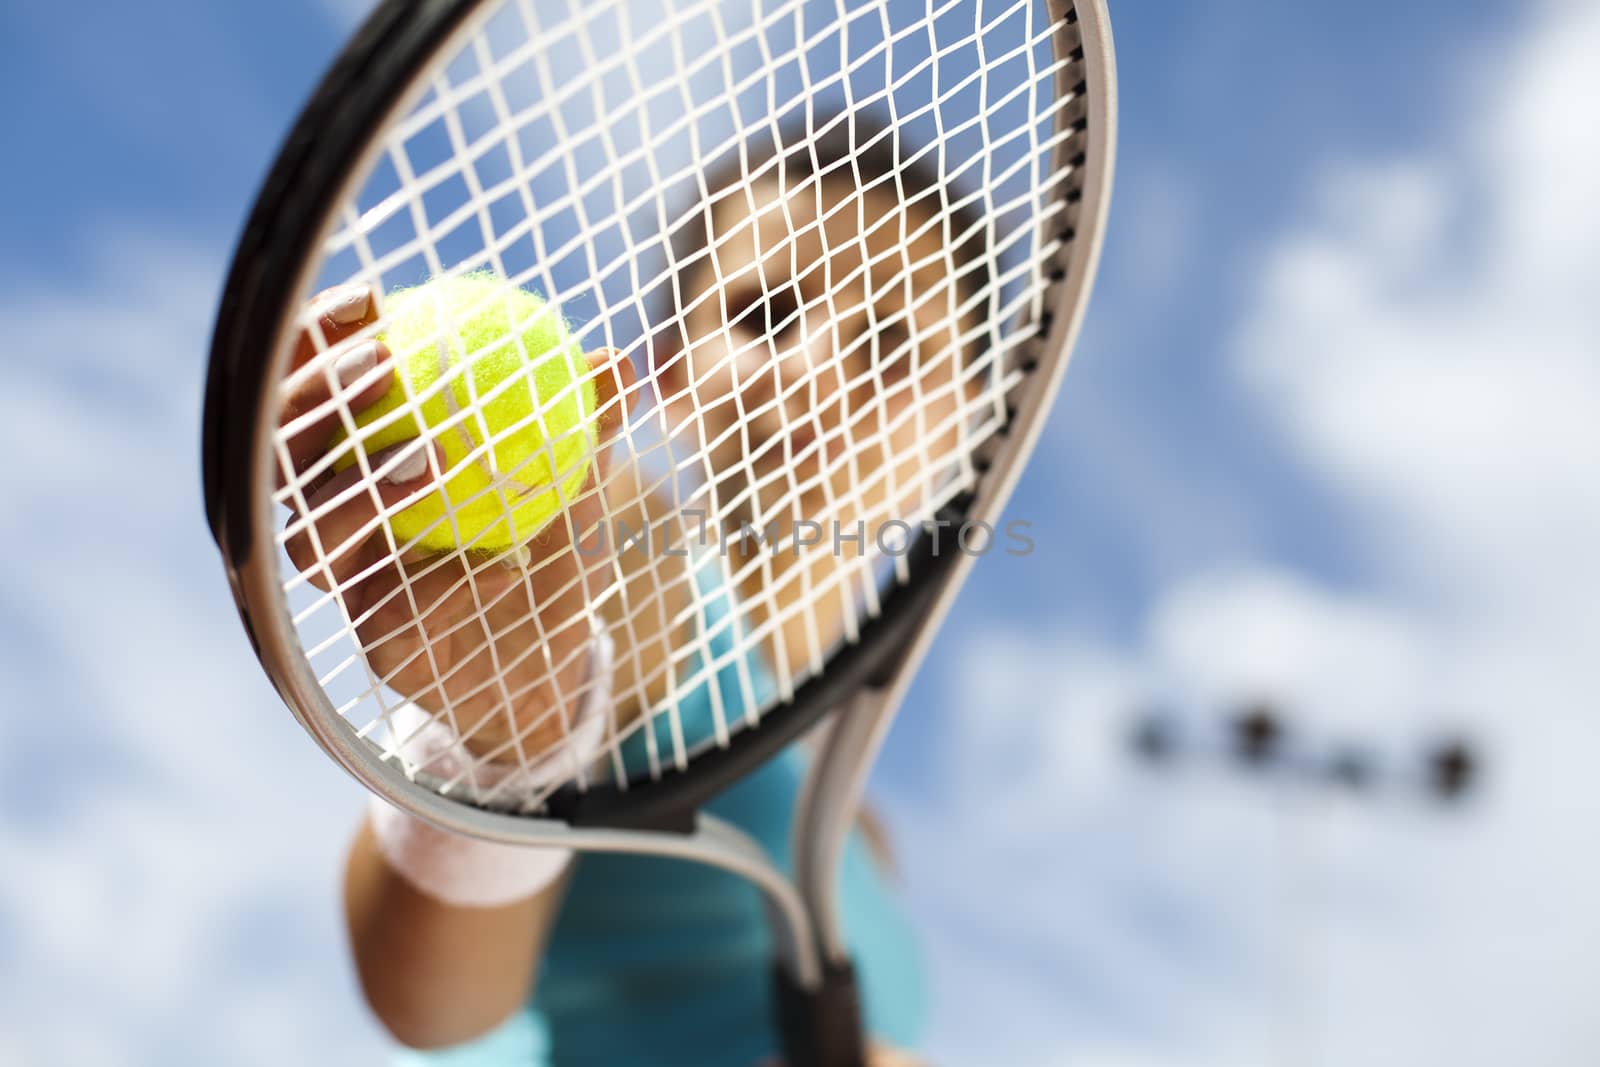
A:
[{"xmin": 773, "ymin": 957, "xmax": 867, "ymax": 1067}]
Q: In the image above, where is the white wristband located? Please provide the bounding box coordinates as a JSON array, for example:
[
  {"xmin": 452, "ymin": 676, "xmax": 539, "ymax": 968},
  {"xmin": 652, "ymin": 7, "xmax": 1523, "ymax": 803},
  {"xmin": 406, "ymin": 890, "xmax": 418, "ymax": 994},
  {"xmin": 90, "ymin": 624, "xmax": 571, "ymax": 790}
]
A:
[{"xmin": 370, "ymin": 624, "xmax": 613, "ymax": 908}]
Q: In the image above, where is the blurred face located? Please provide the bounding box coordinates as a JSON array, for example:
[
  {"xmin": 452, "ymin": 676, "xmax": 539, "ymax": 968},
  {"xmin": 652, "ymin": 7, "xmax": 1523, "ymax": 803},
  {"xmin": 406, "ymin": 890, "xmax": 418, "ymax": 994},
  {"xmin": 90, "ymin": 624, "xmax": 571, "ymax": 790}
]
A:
[{"xmin": 658, "ymin": 170, "xmax": 979, "ymax": 538}]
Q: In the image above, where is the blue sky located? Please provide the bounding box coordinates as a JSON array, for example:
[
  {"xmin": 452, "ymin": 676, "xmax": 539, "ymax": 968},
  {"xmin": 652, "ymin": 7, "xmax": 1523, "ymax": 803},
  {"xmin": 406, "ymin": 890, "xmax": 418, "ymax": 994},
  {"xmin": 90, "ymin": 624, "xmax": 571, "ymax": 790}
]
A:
[{"xmin": 3, "ymin": 2, "xmax": 1598, "ymax": 1066}]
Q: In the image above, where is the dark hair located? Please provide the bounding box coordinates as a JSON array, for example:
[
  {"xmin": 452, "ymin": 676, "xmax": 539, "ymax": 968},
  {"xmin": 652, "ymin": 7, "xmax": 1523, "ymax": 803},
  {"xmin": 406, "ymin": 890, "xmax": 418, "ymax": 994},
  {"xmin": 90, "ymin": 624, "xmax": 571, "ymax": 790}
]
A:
[{"xmin": 662, "ymin": 112, "xmax": 993, "ymax": 346}]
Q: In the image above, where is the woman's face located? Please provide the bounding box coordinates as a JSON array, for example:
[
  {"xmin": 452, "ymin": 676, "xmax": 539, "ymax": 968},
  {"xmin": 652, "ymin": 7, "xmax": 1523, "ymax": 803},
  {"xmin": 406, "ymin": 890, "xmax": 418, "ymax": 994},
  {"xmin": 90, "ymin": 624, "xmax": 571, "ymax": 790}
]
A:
[{"xmin": 659, "ymin": 170, "xmax": 978, "ymax": 539}]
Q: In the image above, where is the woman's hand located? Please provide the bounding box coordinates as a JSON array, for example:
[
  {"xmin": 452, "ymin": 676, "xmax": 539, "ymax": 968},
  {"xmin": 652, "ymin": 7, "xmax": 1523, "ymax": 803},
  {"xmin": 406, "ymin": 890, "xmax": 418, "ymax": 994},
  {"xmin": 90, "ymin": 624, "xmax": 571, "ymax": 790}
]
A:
[{"xmin": 277, "ymin": 283, "xmax": 634, "ymax": 764}]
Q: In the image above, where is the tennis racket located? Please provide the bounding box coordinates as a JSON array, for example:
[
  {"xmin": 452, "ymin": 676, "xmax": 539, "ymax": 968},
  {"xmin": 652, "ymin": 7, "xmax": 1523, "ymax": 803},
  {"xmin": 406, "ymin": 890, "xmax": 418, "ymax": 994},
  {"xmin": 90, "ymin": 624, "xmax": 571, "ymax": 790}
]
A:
[{"xmin": 203, "ymin": 1, "xmax": 1114, "ymax": 1063}]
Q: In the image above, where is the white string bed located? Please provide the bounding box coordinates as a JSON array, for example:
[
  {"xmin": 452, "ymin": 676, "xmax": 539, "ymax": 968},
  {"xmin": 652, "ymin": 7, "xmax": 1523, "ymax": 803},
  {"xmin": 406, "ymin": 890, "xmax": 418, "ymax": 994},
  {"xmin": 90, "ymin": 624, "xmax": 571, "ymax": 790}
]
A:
[{"xmin": 273, "ymin": 0, "xmax": 1081, "ymax": 810}]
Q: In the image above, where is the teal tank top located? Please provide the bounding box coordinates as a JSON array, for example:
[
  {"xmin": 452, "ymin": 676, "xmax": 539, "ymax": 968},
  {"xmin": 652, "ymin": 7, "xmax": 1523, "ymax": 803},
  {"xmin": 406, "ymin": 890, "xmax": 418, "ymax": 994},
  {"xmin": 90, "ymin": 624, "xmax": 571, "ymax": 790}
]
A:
[{"xmin": 394, "ymin": 557, "xmax": 927, "ymax": 1066}]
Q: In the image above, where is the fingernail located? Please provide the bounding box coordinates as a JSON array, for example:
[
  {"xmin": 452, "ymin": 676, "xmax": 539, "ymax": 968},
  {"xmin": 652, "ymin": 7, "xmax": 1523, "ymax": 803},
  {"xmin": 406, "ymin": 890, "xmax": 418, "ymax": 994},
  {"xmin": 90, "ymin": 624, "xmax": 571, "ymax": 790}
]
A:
[
  {"xmin": 334, "ymin": 340, "xmax": 380, "ymax": 389},
  {"xmin": 318, "ymin": 284, "xmax": 372, "ymax": 325},
  {"xmin": 382, "ymin": 443, "xmax": 430, "ymax": 485}
]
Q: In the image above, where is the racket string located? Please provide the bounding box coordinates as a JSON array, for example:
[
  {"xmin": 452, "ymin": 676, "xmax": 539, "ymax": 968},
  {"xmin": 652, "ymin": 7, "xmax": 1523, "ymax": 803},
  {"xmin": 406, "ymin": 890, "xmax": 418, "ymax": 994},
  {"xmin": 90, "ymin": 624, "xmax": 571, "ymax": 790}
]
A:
[{"xmin": 271, "ymin": 0, "xmax": 1089, "ymax": 807}]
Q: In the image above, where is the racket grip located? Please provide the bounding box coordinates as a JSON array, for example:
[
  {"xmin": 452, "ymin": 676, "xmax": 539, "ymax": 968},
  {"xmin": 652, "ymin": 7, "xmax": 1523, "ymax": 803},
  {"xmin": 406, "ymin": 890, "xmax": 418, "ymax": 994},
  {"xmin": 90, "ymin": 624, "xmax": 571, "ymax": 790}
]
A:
[{"xmin": 773, "ymin": 957, "xmax": 867, "ymax": 1067}]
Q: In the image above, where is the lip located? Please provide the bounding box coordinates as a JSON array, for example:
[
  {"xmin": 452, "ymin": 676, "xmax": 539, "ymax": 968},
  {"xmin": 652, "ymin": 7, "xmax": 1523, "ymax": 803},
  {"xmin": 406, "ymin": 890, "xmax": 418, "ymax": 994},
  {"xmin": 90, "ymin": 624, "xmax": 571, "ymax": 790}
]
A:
[{"xmin": 787, "ymin": 420, "xmax": 843, "ymax": 461}]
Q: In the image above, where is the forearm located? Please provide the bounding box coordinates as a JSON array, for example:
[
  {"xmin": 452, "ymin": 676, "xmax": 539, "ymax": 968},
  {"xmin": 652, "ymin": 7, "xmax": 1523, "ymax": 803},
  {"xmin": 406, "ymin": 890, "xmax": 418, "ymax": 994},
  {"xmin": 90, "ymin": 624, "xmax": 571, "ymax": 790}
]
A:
[
  {"xmin": 338, "ymin": 475, "xmax": 693, "ymax": 1048},
  {"xmin": 343, "ymin": 815, "xmax": 569, "ymax": 1050}
]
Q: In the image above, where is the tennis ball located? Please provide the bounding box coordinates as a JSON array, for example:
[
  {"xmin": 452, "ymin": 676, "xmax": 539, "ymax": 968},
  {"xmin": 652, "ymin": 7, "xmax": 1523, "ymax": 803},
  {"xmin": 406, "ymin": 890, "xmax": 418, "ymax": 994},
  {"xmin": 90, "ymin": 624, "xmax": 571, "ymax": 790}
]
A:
[{"xmin": 333, "ymin": 272, "xmax": 597, "ymax": 553}]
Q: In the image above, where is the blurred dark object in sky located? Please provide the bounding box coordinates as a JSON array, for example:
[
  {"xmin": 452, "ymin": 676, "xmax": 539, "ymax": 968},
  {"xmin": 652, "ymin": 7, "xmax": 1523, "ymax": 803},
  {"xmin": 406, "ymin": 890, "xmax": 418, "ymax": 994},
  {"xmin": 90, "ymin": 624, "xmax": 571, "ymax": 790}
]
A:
[
  {"xmin": 1232, "ymin": 704, "xmax": 1284, "ymax": 768},
  {"xmin": 1428, "ymin": 737, "xmax": 1479, "ymax": 804},
  {"xmin": 1127, "ymin": 702, "xmax": 1483, "ymax": 807}
]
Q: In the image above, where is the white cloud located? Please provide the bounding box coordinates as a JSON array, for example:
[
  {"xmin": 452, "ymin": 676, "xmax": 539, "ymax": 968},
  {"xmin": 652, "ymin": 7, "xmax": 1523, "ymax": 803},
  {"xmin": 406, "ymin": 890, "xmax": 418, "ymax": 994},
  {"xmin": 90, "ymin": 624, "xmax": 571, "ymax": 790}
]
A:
[
  {"xmin": 1237, "ymin": 2, "xmax": 1600, "ymax": 620},
  {"xmin": 0, "ymin": 232, "xmax": 389, "ymax": 1066},
  {"xmin": 894, "ymin": 2, "xmax": 1600, "ymax": 1064}
]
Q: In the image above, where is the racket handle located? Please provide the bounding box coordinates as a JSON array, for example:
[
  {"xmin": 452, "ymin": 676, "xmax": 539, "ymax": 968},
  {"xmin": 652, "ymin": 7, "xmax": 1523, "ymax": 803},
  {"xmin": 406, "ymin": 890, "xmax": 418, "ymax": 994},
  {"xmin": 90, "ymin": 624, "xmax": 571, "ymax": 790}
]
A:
[{"xmin": 773, "ymin": 957, "xmax": 867, "ymax": 1067}]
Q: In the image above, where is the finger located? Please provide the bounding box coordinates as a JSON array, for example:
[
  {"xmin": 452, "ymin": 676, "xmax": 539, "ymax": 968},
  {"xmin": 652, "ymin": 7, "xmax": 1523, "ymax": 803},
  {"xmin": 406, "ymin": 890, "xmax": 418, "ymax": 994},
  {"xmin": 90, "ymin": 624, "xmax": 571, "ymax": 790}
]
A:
[
  {"xmin": 290, "ymin": 283, "xmax": 378, "ymax": 371},
  {"xmin": 278, "ymin": 282, "xmax": 387, "ymax": 489},
  {"xmin": 284, "ymin": 440, "xmax": 439, "ymax": 593},
  {"xmin": 277, "ymin": 339, "xmax": 395, "ymax": 489}
]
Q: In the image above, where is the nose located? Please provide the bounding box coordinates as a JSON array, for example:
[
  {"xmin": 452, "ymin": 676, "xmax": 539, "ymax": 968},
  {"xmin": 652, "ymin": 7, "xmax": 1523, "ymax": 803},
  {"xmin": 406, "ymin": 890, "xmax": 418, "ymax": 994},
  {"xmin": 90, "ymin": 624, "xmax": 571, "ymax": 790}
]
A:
[
  {"xmin": 779, "ymin": 312, "xmax": 856, "ymax": 435},
  {"xmin": 728, "ymin": 297, "xmax": 838, "ymax": 408}
]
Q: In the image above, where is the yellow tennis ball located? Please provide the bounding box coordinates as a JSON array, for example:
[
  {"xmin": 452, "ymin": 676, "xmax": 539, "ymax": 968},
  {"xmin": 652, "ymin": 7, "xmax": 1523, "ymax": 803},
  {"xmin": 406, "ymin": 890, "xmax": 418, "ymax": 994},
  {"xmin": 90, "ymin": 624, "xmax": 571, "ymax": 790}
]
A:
[{"xmin": 333, "ymin": 272, "xmax": 597, "ymax": 553}]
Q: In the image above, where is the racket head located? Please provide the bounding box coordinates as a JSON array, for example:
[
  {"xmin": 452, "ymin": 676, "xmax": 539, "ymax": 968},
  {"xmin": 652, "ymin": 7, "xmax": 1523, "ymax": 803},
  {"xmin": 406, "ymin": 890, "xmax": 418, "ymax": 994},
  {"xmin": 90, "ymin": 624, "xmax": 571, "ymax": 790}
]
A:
[{"xmin": 204, "ymin": 0, "xmax": 1115, "ymax": 839}]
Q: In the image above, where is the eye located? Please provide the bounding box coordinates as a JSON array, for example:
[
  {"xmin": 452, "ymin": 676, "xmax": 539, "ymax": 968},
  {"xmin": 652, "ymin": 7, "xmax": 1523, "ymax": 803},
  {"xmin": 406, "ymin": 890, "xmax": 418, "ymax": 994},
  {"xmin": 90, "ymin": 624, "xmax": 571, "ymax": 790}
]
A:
[
  {"xmin": 729, "ymin": 285, "xmax": 801, "ymax": 344},
  {"xmin": 872, "ymin": 322, "xmax": 913, "ymax": 376}
]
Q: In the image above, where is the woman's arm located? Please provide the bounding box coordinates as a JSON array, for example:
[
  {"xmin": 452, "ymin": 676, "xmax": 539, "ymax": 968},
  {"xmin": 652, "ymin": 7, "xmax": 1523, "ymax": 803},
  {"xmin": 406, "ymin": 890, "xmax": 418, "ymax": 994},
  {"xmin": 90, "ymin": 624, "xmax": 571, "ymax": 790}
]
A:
[
  {"xmin": 343, "ymin": 815, "xmax": 570, "ymax": 1050},
  {"xmin": 272, "ymin": 285, "xmax": 643, "ymax": 1048}
]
